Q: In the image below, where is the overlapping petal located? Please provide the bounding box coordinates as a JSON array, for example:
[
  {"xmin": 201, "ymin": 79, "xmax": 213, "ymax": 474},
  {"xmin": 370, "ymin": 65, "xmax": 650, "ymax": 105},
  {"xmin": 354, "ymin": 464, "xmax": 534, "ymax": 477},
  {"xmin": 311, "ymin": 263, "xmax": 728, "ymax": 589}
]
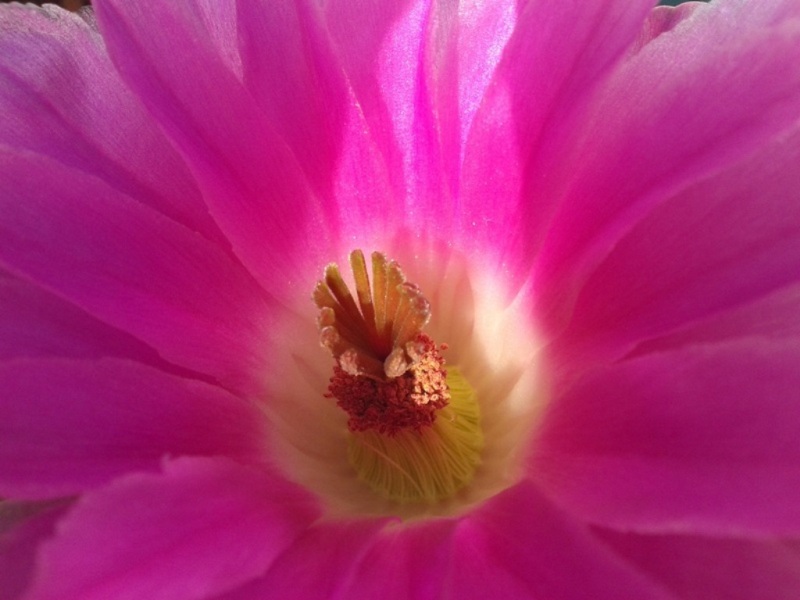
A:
[
  {"xmin": 0, "ymin": 358, "xmax": 268, "ymax": 499},
  {"xmin": 26, "ymin": 458, "xmax": 319, "ymax": 600},
  {"xmin": 458, "ymin": 0, "xmax": 656, "ymax": 287},
  {"xmin": 1, "ymin": 0, "xmax": 799, "ymax": 598},
  {"xmin": 449, "ymin": 481, "xmax": 673, "ymax": 599},
  {"xmin": 596, "ymin": 529, "xmax": 800, "ymax": 600},
  {"xmin": 0, "ymin": 150, "xmax": 273, "ymax": 395},
  {"xmin": 551, "ymin": 126, "xmax": 800, "ymax": 368},
  {"xmin": 214, "ymin": 519, "xmax": 391, "ymax": 600},
  {"xmin": 236, "ymin": 0, "xmax": 396, "ymax": 243},
  {"xmin": 0, "ymin": 273, "xmax": 161, "ymax": 363},
  {"xmin": 0, "ymin": 4, "xmax": 226, "ymax": 246},
  {"xmin": 534, "ymin": 340, "xmax": 800, "ymax": 535},
  {"xmin": 341, "ymin": 519, "xmax": 458, "ymax": 600},
  {"xmin": 534, "ymin": 0, "xmax": 800, "ymax": 333},
  {"xmin": 324, "ymin": 0, "xmax": 445, "ymax": 221},
  {"xmin": 93, "ymin": 0, "xmax": 330, "ymax": 302}
]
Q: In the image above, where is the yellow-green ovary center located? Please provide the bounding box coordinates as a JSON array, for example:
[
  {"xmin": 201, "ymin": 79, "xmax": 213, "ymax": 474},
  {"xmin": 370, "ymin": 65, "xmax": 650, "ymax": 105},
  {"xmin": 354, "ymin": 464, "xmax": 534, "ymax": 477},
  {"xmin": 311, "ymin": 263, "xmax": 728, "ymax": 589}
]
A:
[{"xmin": 314, "ymin": 250, "xmax": 484, "ymax": 503}]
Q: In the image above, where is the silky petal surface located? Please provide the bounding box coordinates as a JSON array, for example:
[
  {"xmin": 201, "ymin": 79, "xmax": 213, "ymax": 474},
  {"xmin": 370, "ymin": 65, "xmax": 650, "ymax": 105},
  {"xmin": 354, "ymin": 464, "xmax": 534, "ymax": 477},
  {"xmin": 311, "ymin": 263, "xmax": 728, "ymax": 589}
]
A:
[
  {"xmin": 0, "ymin": 358, "xmax": 268, "ymax": 499},
  {"xmin": 0, "ymin": 4, "xmax": 225, "ymax": 247},
  {"xmin": 324, "ymin": 0, "xmax": 444, "ymax": 216},
  {"xmin": 0, "ymin": 150, "xmax": 273, "ymax": 396},
  {"xmin": 596, "ymin": 529, "xmax": 800, "ymax": 600},
  {"xmin": 628, "ymin": 283, "xmax": 800, "ymax": 356},
  {"xmin": 3, "ymin": 2, "xmax": 799, "ymax": 599},
  {"xmin": 0, "ymin": 273, "xmax": 161, "ymax": 364},
  {"xmin": 94, "ymin": 0, "xmax": 332, "ymax": 300},
  {"xmin": 214, "ymin": 519, "xmax": 390, "ymax": 600},
  {"xmin": 534, "ymin": 340, "xmax": 800, "ymax": 535},
  {"xmin": 236, "ymin": 0, "xmax": 396, "ymax": 242},
  {"xmin": 552, "ymin": 125, "xmax": 800, "ymax": 368},
  {"xmin": 458, "ymin": 0, "xmax": 655, "ymax": 287},
  {"xmin": 26, "ymin": 458, "xmax": 319, "ymax": 600},
  {"xmin": 534, "ymin": 1, "xmax": 800, "ymax": 332},
  {"xmin": 342, "ymin": 519, "xmax": 458, "ymax": 600},
  {"xmin": 629, "ymin": 3, "xmax": 702, "ymax": 54},
  {"xmin": 449, "ymin": 480, "xmax": 673, "ymax": 599},
  {"xmin": 195, "ymin": 0, "xmax": 242, "ymax": 79},
  {"xmin": 431, "ymin": 0, "xmax": 516, "ymax": 196}
]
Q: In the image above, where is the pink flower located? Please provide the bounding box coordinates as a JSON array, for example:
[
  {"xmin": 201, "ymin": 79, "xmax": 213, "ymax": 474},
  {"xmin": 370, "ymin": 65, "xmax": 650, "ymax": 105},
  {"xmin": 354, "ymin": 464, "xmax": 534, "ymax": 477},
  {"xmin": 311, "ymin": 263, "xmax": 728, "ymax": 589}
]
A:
[{"xmin": 2, "ymin": 0, "xmax": 800, "ymax": 598}]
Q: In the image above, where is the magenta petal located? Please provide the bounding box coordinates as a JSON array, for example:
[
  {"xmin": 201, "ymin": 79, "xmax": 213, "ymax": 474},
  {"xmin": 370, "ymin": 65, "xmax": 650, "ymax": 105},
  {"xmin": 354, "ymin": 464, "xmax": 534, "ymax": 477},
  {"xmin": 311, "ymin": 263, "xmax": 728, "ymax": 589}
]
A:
[
  {"xmin": 325, "ymin": 0, "xmax": 447, "ymax": 222},
  {"xmin": 534, "ymin": 340, "xmax": 800, "ymax": 535},
  {"xmin": 342, "ymin": 519, "xmax": 458, "ymax": 600},
  {"xmin": 433, "ymin": 0, "xmax": 516, "ymax": 196},
  {"xmin": 236, "ymin": 0, "xmax": 396, "ymax": 242},
  {"xmin": 215, "ymin": 519, "xmax": 389, "ymax": 600},
  {"xmin": 0, "ymin": 358, "xmax": 268, "ymax": 499},
  {"xmin": 597, "ymin": 529, "xmax": 800, "ymax": 600},
  {"xmin": 0, "ymin": 150, "xmax": 273, "ymax": 395},
  {"xmin": 0, "ymin": 500, "xmax": 71, "ymax": 600},
  {"xmin": 0, "ymin": 274, "xmax": 159, "ymax": 363},
  {"xmin": 449, "ymin": 480, "xmax": 671, "ymax": 599},
  {"xmin": 630, "ymin": 3, "xmax": 702, "ymax": 53},
  {"xmin": 27, "ymin": 457, "xmax": 319, "ymax": 600},
  {"xmin": 0, "ymin": 4, "xmax": 225, "ymax": 247},
  {"xmin": 457, "ymin": 0, "xmax": 654, "ymax": 286},
  {"xmin": 230, "ymin": 516, "xmax": 458, "ymax": 600},
  {"xmin": 552, "ymin": 126, "xmax": 800, "ymax": 367},
  {"xmin": 534, "ymin": 2, "xmax": 800, "ymax": 331},
  {"xmin": 628, "ymin": 283, "xmax": 800, "ymax": 356},
  {"xmin": 94, "ymin": 0, "xmax": 331, "ymax": 298},
  {"xmin": 194, "ymin": 0, "xmax": 242, "ymax": 77}
]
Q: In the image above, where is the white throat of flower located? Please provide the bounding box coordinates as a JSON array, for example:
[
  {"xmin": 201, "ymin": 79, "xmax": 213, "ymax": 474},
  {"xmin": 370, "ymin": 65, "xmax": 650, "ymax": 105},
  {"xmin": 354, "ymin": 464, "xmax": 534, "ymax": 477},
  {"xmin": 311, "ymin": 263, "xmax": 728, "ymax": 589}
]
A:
[{"xmin": 265, "ymin": 243, "xmax": 544, "ymax": 519}]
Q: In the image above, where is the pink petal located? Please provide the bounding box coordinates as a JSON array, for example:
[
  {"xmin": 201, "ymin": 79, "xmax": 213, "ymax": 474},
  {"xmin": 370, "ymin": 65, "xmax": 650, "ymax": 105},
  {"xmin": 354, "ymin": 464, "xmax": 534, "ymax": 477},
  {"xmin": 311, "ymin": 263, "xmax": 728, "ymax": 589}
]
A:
[
  {"xmin": 597, "ymin": 529, "xmax": 800, "ymax": 600},
  {"xmin": 93, "ymin": 0, "xmax": 331, "ymax": 300},
  {"xmin": 215, "ymin": 519, "xmax": 390, "ymax": 600},
  {"xmin": 457, "ymin": 0, "xmax": 655, "ymax": 288},
  {"xmin": 534, "ymin": 340, "xmax": 800, "ymax": 535},
  {"xmin": 449, "ymin": 480, "xmax": 672, "ymax": 599},
  {"xmin": 27, "ymin": 457, "xmax": 319, "ymax": 600},
  {"xmin": 0, "ymin": 358, "xmax": 268, "ymax": 499},
  {"xmin": 629, "ymin": 3, "xmax": 702, "ymax": 54},
  {"xmin": 431, "ymin": 0, "xmax": 517, "ymax": 196},
  {"xmin": 629, "ymin": 282, "xmax": 800, "ymax": 357},
  {"xmin": 534, "ymin": 1, "xmax": 800, "ymax": 333},
  {"xmin": 324, "ymin": 0, "xmax": 447, "ymax": 224},
  {"xmin": 236, "ymin": 0, "xmax": 396, "ymax": 243},
  {"xmin": 0, "ymin": 500, "xmax": 71, "ymax": 600},
  {"xmin": 0, "ymin": 4, "xmax": 225, "ymax": 247},
  {"xmin": 342, "ymin": 519, "xmax": 458, "ymax": 600},
  {"xmin": 552, "ymin": 125, "xmax": 800, "ymax": 369},
  {"xmin": 194, "ymin": 0, "xmax": 242, "ymax": 78},
  {"xmin": 0, "ymin": 273, "xmax": 159, "ymax": 363},
  {"xmin": 0, "ymin": 150, "xmax": 273, "ymax": 396}
]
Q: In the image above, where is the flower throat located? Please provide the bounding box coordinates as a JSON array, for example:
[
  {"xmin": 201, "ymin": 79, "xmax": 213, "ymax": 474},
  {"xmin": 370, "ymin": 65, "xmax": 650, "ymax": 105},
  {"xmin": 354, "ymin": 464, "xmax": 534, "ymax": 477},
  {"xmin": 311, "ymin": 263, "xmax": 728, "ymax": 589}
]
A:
[{"xmin": 314, "ymin": 250, "xmax": 483, "ymax": 504}]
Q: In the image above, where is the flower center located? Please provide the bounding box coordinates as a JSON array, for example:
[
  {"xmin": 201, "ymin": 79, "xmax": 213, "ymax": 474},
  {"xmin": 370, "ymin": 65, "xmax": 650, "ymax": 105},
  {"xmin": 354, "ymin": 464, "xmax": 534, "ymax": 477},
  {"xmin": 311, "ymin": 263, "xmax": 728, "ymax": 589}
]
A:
[{"xmin": 314, "ymin": 250, "xmax": 483, "ymax": 503}]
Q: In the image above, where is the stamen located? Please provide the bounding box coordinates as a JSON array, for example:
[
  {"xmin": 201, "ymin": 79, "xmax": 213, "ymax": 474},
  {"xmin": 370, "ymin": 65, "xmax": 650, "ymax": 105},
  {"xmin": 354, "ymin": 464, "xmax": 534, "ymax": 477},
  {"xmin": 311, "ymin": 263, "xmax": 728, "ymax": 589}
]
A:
[
  {"xmin": 313, "ymin": 250, "xmax": 432, "ymax": 380},
  {"xmin": 325, "ymin": 334, "xmax": 449, "ymax": 435},
  {"xmin": 313, "ymin": 250, "xmax": 483, "ymax": 504}
]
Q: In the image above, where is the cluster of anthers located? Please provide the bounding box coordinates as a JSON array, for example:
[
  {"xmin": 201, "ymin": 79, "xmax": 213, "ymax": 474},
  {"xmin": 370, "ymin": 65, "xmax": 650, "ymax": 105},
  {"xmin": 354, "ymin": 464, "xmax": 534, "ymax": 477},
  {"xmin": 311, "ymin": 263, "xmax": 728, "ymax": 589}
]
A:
[
  {"xmin": 314, "ymin": 251, "xmax": 451, "ymax": 435},
  {"xmin": 313, "ymin": 250, "xmax": 483, "ymax": 505}
]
